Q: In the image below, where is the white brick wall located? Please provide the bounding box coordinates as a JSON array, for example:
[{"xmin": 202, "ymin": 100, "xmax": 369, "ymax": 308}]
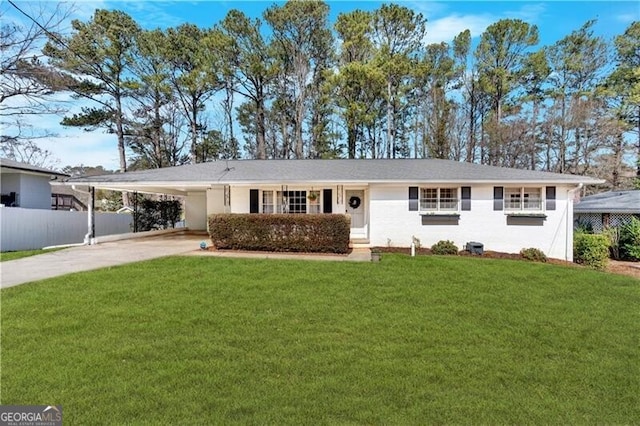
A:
[
  {"xmin": 369, "ymin": 184, "xmax": 575, "ymax": 260},
  {"xmin": 203, "ymin": 183, "xmax": 578, "ymax": 261}
]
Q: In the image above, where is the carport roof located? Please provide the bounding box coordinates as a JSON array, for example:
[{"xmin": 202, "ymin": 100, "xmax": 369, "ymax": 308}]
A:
[
  {"xmin": 63, "ymin": 159, "xmax": 603, "ymax": 193},
  {"xmin": 574, "ymin": 190, "xmax": 640, "ymax": 214}
]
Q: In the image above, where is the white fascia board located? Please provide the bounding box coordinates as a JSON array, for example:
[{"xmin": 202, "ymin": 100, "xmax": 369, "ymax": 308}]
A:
[
  {"xmin": 575, "ymin": 209, "xmax": 640, "ymax": 214},
  {"xmin": 216, "ymin": 179, "xmax": 600, "ymax": 186},
  {"xmin": 66, "ymin": 177, "xmax": 604, "ymax": 190}
]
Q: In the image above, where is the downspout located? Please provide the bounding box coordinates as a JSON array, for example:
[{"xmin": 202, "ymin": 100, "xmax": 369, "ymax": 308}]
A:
[{"xmin": 565, "ymin": 183, "xmax": 583, "ymax": 261}]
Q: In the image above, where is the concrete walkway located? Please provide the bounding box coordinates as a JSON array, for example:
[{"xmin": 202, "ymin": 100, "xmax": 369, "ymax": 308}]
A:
[{"xmin": 1, "ymin": 232, "xmax": 371, "ymax": 289}]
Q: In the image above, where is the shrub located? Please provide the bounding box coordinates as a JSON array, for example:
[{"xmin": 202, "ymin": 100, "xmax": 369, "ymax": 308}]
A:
[
  {"xmin": 520, "ymin": 248, "xmax": 547, "ymax": 263},
  {"xmin": 603, "ymin": 226, "xmax": 622, "ymax": 260},
  {"xmin": 208, "ymin": 213, "xmax": 350, "ymax": 254},
  {"xmin": 620, "ymin": 217, "xmax": 640, "ymax": 261},
  {"xmin": 574, "ymin": 218, "xmax": 594, "ymax": 234},
  {"xmin": 134, "ymin": 198, "xmax": 182, "ymax": 231},
  {"xmin": 431, "ymin": 240, "xmax": 459, "ymax": 255},
  {"xmin": 574, "ymin": 233, "xmax": 609, "ymax": 270}
]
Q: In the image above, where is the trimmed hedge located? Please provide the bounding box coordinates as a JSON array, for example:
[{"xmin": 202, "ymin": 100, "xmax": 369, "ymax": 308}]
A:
[
  {"xmin": 208, "ymin": 214, "xmax": 351, "ymax": 254},
  {"xmin": 574, "ymin": 233, "xmax": 609, "ymax": 270}
]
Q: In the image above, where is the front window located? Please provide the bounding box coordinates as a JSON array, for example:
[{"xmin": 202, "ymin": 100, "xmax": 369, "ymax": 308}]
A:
[
  {"xmin": 262, "ymin": 191, "xmax": 274, "ymax": 213},
  {"xmin": 307, "ymin": 191, "xmax": 321, "ymax": 214},
  {"xmin": 420, "ymin": 188, "xmax": 458, "ymax": 212},
  {"xmin": 505, "ymin": 187, "xmax": 542, "ymax": 211},
  {"xmin": 262, "ymin": 190, "xmax": 325, "ymax": 214},
  {"xmin": 276, "ymin": 191, "xmax": 307, "ymax": 214}
]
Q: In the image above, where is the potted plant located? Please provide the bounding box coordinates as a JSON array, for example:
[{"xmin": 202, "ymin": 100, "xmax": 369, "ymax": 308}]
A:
[{"xmin": 307, "ymin": 191, "xmax": 319, "ymax": 202}]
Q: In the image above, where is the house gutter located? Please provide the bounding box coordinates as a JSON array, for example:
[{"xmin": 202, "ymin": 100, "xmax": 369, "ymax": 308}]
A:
[
  {"xmin": 72, "ymin": 185, "xmax": 95, "ymax": 245},
  {"xmin": 566, "ymin": 183, "xmax": 583, "ymax": 261}
]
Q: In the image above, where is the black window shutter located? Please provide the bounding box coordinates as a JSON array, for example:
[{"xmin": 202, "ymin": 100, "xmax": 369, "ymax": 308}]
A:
[
  {"xmin": 461, "ymin": 186, "xmax": 471, "ymax": 211},
  {"xmin": 323, "ymin": 189, "xmax": 332, "ymax": 213},
  {"xmin": 546, "ymin": 186, "xmax": 556, "ymax": 211},
  {"xmin": 249, "ymin": 189, "xmax": 259, "ymax": 213},
  {"xmin": 409, "ymin": 186, "xmax": 419, "ymax": 211},
  {"xmin": 493, "ymin": 186, "xmax": 504, "ymax": 211}
]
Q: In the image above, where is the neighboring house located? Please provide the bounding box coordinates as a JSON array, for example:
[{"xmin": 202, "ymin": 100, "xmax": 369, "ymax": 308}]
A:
[
  {"xmin": 574, "ymin": 190, "xmax": 640, "ymax": 232},
  {"xmin": 65, "ymin": 159, "xmax": 603, "ymax": 260},
  {"xmin": 0, "ymin": 158, "xmax": 68, "ymax": 209},
  {"xmin": 51, "ymin": 184, "xmax": 88, "ymax": 211}
]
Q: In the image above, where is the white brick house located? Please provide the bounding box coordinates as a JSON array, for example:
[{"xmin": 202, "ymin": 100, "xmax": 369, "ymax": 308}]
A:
[{"xmin": 65, "ymin": 159, "xmax": 603, "ymax": 260}]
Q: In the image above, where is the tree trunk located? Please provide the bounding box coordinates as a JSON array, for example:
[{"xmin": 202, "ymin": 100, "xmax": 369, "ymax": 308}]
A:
[
  {"xmin": 347, "ymin": 116, "xmax": 357, "ymax": 159},
  {"xmin": 637, "ymin": 105, "xmax": 640, "ymax": 178},
  {"xmin": 386, "ymin": 80, "xmax": 392, "ymax": 158},
  {"xmin": 154, "ymin": 89, "xmax": 162, "ymax": 167},
  {"xmin": 530, "ymin": 100, "xmax": 538, "ymax": 170},
  {"xmin": 465, "ymin": 80, "xmax": 477, "ymax": 164},
  {"xmin": 190, "ymin": 95, "xmax": 199, "ymax": 163},
  {"xmin": 559, "ymin": 95, "xmax": 567, "ymax": 173},
  {"xmin": 295, "ymin": 98, "xmax": 304, "ymax": 159},
  {"xmin": 114, "ymin": 91, "xmax": 130, "ymax": 207},
  {"xmin": 280, "ymin": 114, "xmax": 289, "ymax": 159},
  {"xmin": 256, "ymin": 92, "xmax": 267, "ymax": 160},
  {"xmin": 612, "ymin": 132, "xmax": 624, "ymax": 190},
  {"xmin": 224, "ymin": 82, "xmax": 236, "ymax": 159}
]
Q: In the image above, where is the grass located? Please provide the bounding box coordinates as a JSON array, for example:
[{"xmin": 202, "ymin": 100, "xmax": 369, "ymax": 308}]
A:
[
  {"xmin": 1, "ymin": 254, "xmax": 638, "ymax": 424},
  {"xmin": 0, "ymin": 248, "xmax": 66, "ymax": 262}
]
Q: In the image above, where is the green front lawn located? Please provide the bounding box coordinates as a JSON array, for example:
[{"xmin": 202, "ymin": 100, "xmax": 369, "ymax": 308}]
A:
[
  {"xmin": 1, "ymin": 255, "xmax": 638, "ymax": 424},
  {"xmin": 0, "ymin": 248, "xmax": 65, "ymax": 262}
]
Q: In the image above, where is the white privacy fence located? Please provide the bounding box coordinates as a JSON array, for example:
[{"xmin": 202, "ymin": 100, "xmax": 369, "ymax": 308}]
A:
[{"xmin": 1, "ymin": 207, "xmax": 133, "ymax": 251}]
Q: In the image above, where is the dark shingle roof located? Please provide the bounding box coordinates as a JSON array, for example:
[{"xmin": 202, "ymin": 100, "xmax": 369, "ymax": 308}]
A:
[
  {"xmin": 574, "ymin": 190, "xmax": 640, "ymax": 213},
  {"xmin": 67, "ymin": 159, "xmax": 602, "ymax": 186},
  {"xmin": 0, "ymin": 158, "xmax": 68, "ymax": 177}
]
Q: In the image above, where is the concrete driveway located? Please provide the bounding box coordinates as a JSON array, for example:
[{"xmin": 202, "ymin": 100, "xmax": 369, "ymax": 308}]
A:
[
  {"xmin": 1, "ymin": 231, "xmax": 371, "ymax": 288},
  {"xmin": 1, "ymin": 232, "xmax": 207, "ymax": 289}
]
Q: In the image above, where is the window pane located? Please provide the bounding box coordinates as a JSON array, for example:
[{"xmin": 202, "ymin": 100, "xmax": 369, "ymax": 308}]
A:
[
  {"xmin": 262, "ymin": 191, "xmax": 274, "ymax": 213},
  {"xmin": 523, "ymin": 188, "xmax": 542, "ymax": 210},
  {"xmin": 420, "ymin": 188, "xmax": 438, "ymax": 210},
  {"xmin": 439, "ymin": 188, "xmax": 458, "ymax": 211},
  {"xmin": 308, "ymin": 191, "xmax": 320, "ymax": 214},
  {"xmin": 276, "ymin": 191, "xmax": 286, "ymax": 213},
  {"xmin": 505, "ymin": 188, "xmax": 521, "ymax": 210},
  {"xmin": 286, "ymin": 191, "xmax": 307, "ymax": 214}
]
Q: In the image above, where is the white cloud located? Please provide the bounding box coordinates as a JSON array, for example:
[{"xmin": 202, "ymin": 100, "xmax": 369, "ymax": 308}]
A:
[
  {"xmin": 103, "ymin": 1, "xmax": 185, "ymax": 29},
  {"xmin": 616, "ymin": 13, "xmax": 638, "ymax": 24},
  {"xmin": 68, "ymin": 1, "xmax": 108, "ymax": 22},
  {"xmin": 424, "ymin": 14, "xmax": 495, "ymax": 45},
  {"xmin": 421, "ymin": 2, "xmax": 548, "ymax": 45},
  {"xmin": 502, "ymin": 3, "xmax": 546, "ymax": 23},
  {"xmin": 405, "ymin": 1, "xmax": 449, "ymax": 17}
]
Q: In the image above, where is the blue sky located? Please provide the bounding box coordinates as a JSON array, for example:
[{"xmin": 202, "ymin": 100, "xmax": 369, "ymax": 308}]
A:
[
  {"xmin": 5, "ymin": 1, "xmax": 639, "ymax": 169},
  {"xmin": 86, "ymin": 1, "xmax": 639, "ymax": 46}
]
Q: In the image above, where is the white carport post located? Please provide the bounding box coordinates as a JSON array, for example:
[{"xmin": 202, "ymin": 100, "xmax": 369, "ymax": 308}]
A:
[{"xmin": 84, "ymin": 186, "xmax": 95, "ymax": 245}]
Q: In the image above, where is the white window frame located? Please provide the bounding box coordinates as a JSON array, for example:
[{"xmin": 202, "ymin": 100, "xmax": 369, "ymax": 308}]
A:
[
  {"xmin": 307, "ymin": 190, "xmax": 321, "ymax": 214},
  {"xmin": 262, "ymin": 190, "xmax": 274, "ymax": 214},
  {"xmin": 419, "ymin": 187, "xmax": 459, "ymax": 213},
  {"xmin": 504, "ymin": 187, "xmax": 543, "ymax": 212},
  {"xmin": 260, "ymin": 189, "xmax": 323, "ymax": 214}
]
